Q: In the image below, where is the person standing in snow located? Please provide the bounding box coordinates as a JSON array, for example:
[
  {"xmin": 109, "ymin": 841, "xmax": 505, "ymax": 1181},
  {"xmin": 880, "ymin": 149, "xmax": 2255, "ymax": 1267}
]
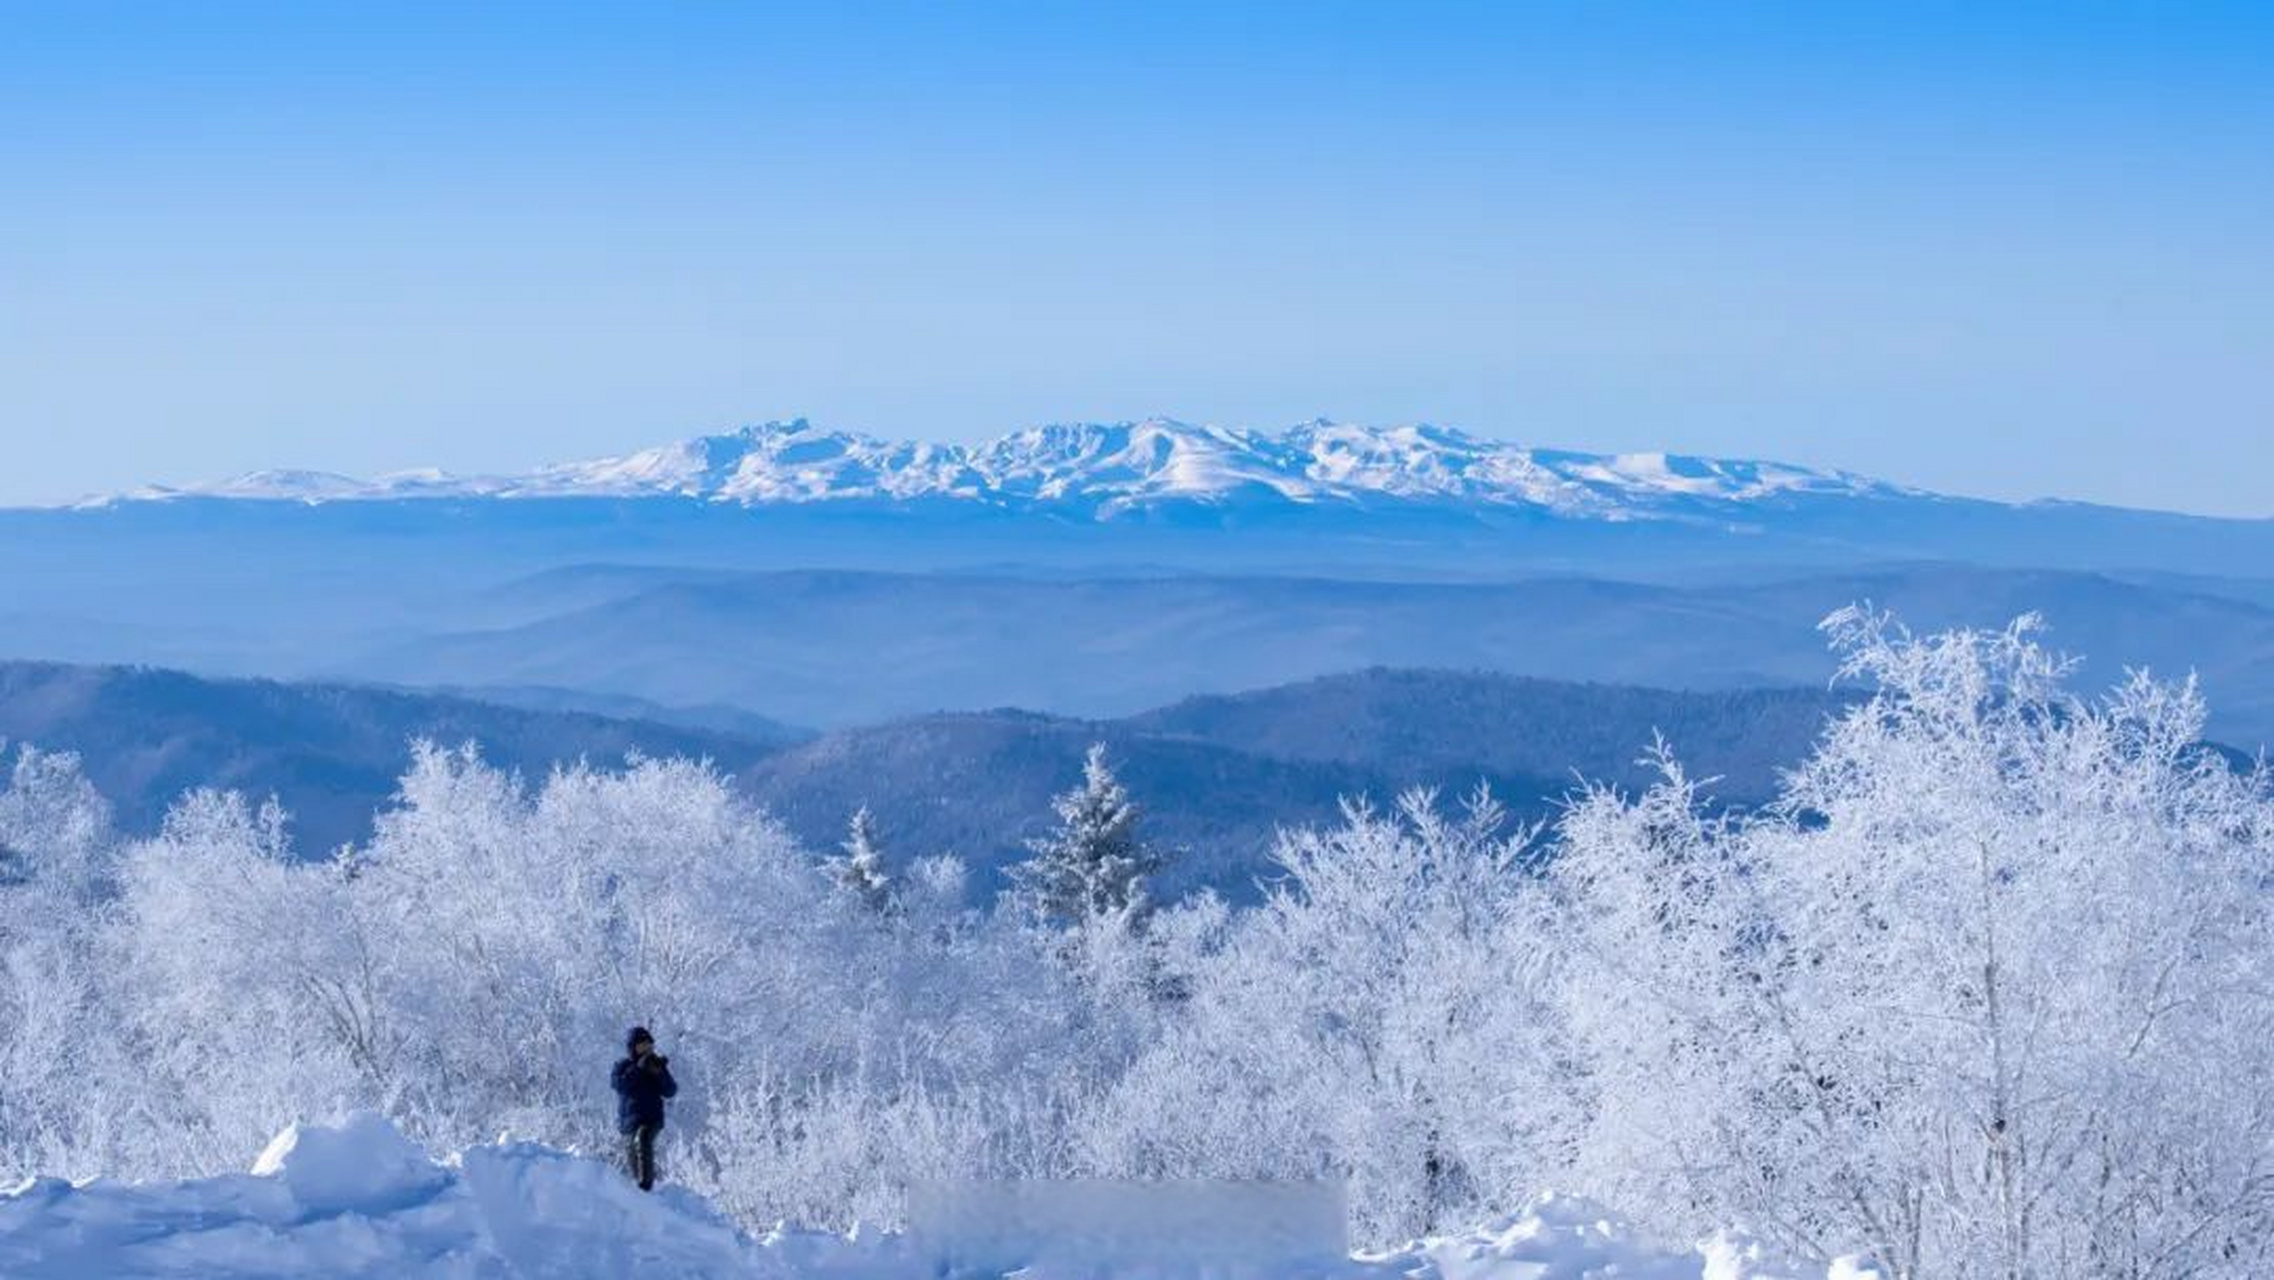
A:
[{"xmin": 611, "ymin": 1026, "xmax": 678, "ymax": 1191}]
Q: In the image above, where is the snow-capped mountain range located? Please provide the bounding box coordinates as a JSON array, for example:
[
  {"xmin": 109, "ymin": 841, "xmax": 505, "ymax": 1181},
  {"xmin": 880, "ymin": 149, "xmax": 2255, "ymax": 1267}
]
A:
[{"xmin": 91, "ymin": 419, "xmax": 1921, "ymax": 521}]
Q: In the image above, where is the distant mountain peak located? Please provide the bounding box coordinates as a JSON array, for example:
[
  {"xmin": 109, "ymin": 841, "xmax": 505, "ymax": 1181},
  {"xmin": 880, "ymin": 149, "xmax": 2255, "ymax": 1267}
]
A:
[{"xmin": 72, "ymin": 418, "xmax": 1922, "ymax": 520}]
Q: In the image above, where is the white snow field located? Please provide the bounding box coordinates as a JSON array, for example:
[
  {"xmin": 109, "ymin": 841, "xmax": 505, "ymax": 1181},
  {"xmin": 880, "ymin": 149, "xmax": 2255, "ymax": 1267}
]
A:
[{"xmin": 0, "ymin": 1113, "xmax": 1877, "ymax": 1279}]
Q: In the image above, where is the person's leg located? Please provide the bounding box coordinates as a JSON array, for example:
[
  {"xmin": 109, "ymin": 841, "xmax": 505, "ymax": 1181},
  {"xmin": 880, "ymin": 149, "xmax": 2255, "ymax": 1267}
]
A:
[
  {"xmin": 624, "ymin": 1129, "xmax": 644, "ymax": 1184},
  {"xmin": 635, "ymin": 1124, "xmax": 659, "ymax": 1190}
]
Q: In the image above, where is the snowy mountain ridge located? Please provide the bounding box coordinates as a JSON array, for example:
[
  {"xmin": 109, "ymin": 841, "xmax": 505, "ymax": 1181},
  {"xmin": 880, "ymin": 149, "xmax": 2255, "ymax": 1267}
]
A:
[{"xmin": 88, "ymin": 418, "xmax": 1923, "ymax": 520}]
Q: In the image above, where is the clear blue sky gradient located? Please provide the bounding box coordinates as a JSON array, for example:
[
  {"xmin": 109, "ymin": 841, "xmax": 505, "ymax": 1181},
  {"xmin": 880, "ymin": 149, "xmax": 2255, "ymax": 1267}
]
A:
[{"xmin": 4, "ymin": 1, "xmax": 2270, "ymax": 513}]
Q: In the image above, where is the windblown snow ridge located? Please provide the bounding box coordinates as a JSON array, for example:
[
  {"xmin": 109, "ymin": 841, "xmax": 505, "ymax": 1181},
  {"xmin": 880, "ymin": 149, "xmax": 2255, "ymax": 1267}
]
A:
[
  {"xmin": 0, "ymin": 1113, "xmax": 1878, "ymax": 1279},
  {"xmin": 93, "ymin": 418, "xmax": 1915, "ymax": 519}
]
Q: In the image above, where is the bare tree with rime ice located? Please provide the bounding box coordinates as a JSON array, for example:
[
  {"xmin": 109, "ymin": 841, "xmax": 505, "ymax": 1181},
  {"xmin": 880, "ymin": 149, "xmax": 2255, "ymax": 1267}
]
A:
[{"xmin": 1553, "ymin": 607, "xmax": 2274, "ymax": 1278}]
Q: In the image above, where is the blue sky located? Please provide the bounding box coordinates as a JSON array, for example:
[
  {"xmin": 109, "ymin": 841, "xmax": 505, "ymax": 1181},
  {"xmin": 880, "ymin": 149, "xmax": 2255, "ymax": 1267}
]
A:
[{"xmin": 3, "ymin": 1, "xmax": 2269, "ymax": 513}]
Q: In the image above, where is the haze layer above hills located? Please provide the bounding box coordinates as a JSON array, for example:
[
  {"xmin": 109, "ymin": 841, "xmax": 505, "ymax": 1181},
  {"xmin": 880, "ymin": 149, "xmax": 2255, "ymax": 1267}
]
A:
[{"xmin": 354, "ymin": 564, "xmax": 2274, "ymax": 750}]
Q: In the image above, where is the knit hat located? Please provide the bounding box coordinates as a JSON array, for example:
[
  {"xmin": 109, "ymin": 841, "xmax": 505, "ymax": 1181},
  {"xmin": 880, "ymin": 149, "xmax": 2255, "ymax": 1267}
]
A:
[{"xmin": 627, "ymin": 1025, "xmax": 654, "ymax": 1051}]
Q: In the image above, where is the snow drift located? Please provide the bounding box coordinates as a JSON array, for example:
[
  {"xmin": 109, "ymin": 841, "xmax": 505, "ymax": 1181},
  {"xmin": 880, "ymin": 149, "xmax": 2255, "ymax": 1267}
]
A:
[
  {"xmin": 0, "ymin": 1112, "xmax": 763, "ymax": 1279},
  {"xmin": 0, "ymin": 1114, "xmax": 1879, "ymax": 1279}
]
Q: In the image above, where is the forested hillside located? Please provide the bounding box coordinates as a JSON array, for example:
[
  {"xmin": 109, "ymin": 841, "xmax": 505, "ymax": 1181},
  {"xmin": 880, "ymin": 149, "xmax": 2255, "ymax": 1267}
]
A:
[
  {"xmin": 744, "ymin": 673, "xmax": 1850, "ymax": 898},
  {"xmin": 0, "ymin": 661, "xmax": 1850, "ymax": 893},
  {"xmin": 0, "ymin": 662, "xmax": 787, "ymax": 851}
]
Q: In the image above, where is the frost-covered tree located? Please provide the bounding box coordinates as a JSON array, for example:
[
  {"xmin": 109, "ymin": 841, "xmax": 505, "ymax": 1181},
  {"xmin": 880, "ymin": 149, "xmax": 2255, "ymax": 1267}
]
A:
[
  {"xmin": 0, "ymin": 745, "xmax": 129, "ymax": 1180},
  {"xmin": 1088, "ymin": 788, "xmax": 1570, "ymax": 1241},
  {"xmin": 0, "ymin": 743, "xmax": 116, "ymax": 904},
  {"xmin": 1013, "ymin": 744, "xmax": 1161, "ymax": 928},
  {"xmin": 116, "ymin": 789, "xmax": 372, "ymax": 1174},
  {"xmin": 1554, "ymin": 610, "xmax": 2274, "ymax": 1279},
  {"xmin": 823, "ymin": 805, "xmax": 894, "ymax": 913}
]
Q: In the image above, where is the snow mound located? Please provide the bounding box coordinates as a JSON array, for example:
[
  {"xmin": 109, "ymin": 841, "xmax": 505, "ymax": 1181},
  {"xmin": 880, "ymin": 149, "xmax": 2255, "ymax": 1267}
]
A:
[
  {"xmin": 1393, "ymin": 1194, "xmax": 1707, "ymax": 1280},
  {"xmin": 251, "ymin": 1110, "xmax": 449, "ymax": 1215},
  {"xmin": 0, "ymin": 1119, "xmax": 1878, "ymax": 1278},
  {"xmin": 0, "ymin": 1114, "xmax": 764, "ymax": 1279},
  {"xmin": 1377, "ymin": 1195, "xmax": 1881, "ymax": 1280}
]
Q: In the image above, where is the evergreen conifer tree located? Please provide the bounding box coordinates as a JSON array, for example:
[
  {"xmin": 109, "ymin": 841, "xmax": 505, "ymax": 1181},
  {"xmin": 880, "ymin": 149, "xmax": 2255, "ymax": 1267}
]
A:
[
  {"xmin": 823, "ymin": 805, "xmax": 894, "ymax": 913},
  {"xmin": 1013, "ymin": 743, "xmax": 1160, "ymax": 928}
]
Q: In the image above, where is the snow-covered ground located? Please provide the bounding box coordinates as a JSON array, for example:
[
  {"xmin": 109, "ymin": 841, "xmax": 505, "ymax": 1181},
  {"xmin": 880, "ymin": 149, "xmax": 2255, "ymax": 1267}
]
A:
[{"xmin": 0, "ymin": 1114, "xmax": 1875, "ymax": 1279}]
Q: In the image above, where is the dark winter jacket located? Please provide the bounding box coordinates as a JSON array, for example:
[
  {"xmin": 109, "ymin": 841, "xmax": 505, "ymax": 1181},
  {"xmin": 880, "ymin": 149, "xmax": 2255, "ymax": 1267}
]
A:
[{"xmin": 611, "ymin": 1054, "xmax": 679, "ymax": 1134}]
